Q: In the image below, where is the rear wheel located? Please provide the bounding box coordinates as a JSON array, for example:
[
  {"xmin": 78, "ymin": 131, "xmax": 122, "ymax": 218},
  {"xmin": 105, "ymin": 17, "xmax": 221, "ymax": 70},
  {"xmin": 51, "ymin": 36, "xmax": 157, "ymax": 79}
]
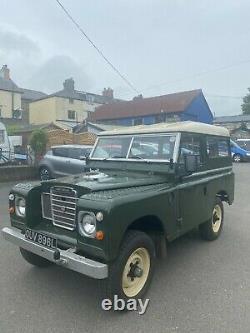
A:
[
  {"xmin": 199, "ymin": 197, "xmax": 224, "ymax": 241},
  {"xmin": 233, "ymin": 153, "xmax": 242, "ymax": 163},
  {"xmin": 104, "ymin": 230, "xmax": 155, "ymax": 301},
  {"xmin": 39, "ymin": 166, "xmax": 51, "ymax": 180},
  {"xmin": 20, "ymin": 248, "xmax": 52, "ymax": 268}
]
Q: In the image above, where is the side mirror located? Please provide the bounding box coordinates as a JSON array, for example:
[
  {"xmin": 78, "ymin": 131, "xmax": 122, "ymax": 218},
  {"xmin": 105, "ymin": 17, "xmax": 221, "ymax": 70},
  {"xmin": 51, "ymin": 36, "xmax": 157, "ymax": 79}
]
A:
[
  {"xmin": 79, "ymin": 155, "xmax": 86, "ymax": 161},
  {"xmin": 184, "ymin": 154, "xmax": 199, "ymax": 174}
]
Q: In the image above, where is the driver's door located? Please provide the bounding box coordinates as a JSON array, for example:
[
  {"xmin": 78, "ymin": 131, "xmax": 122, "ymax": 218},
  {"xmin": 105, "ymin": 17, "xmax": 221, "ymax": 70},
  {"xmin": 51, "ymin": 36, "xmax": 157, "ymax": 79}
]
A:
[{"xmin": 177, "ymin": 134, "xmax": 207, "ymax": 233}]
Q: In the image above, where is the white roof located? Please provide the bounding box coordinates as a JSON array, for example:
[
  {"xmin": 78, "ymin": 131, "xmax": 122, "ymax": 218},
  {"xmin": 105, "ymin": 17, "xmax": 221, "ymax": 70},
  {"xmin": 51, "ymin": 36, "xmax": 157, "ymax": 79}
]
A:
[{"xmin": 98, "ymin": 121, "xmax": 229, "ymax": 137}]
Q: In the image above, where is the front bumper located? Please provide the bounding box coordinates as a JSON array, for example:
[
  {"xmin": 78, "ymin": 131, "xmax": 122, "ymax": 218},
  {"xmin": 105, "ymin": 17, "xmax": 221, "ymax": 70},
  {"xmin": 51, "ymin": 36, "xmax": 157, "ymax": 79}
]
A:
[{"xmin": 1, "ymin": 227, "xmax": 108, "ymax": 279}]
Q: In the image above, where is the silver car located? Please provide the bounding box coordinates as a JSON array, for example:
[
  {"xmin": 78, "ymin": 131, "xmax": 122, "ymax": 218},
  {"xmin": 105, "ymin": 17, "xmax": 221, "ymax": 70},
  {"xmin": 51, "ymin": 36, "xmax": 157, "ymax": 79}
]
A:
[{"xmin": 39, "ymin": 144, "xmax": 93, "ymax": 180}]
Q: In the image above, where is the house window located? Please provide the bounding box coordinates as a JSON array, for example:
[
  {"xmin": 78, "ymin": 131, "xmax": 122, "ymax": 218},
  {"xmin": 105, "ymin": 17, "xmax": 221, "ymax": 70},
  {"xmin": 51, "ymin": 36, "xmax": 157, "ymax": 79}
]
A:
[
  {"xmin": 133, "ymin": 118, "xmax": 143, "ymax": 126},
  {"xmin": 155, "ymin": 114, "xmax": 166, "ymax": 123},
  {"xmin": 12, "ymin": 109, "xmax": 22, "ymax": 119},
  {"xmin": 68, "ymin": 110, "xmax": 76, "ymax": 120},
  {"xmin": 69, "ymin": 98, "xmax": 74, "ymax": 104}
]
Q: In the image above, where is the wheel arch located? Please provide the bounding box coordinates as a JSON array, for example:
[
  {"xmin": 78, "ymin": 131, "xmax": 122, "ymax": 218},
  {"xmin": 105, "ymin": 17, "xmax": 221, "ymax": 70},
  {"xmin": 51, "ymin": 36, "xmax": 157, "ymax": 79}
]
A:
[{"xmin": 125, "ymin": 215, "xmax": 167, "ymax": 258}]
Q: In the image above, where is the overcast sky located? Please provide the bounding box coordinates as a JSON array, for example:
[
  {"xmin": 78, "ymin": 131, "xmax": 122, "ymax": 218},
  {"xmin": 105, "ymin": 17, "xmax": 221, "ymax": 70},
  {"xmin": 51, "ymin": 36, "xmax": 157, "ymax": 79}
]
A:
[{"xmin": 1, "ymin": 0, "xmax": 250, "ymax": 116}]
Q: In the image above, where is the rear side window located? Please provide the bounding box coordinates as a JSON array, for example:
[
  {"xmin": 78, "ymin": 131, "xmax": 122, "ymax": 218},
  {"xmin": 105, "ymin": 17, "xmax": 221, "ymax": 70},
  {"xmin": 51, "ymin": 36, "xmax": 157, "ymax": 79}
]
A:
[
  {"xmin": 207, "ymin": 137, "xmax": 230, "ymax": 158},
  {"xmin": 52, "ymin": 147, "xmax": 69, "ymax": 157},
  {"xmin": 68, "ymin": 148, "xmax": 81, "ymax": 159}
]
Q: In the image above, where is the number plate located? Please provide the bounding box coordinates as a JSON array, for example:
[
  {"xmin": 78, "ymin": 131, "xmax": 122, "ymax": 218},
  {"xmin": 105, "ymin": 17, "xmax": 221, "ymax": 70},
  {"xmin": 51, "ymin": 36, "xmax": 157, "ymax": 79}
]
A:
[{"xmin": 25, "ymin": 229, "xmax": 57, "ymax": 249}]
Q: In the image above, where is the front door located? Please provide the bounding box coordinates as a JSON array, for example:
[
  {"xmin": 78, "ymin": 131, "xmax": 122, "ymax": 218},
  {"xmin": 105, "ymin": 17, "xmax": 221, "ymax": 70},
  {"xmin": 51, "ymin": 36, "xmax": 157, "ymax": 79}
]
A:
[{"xmin": 177, "ymin": 133, "xmax": 207, "ymax": 233}]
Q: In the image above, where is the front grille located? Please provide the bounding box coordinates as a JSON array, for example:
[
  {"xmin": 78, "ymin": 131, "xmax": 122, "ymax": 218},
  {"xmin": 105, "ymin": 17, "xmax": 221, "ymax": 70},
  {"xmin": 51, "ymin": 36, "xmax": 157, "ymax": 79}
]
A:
[{"xmin": 41, "ymin": 186, "xmax": 77, "ymax": 231}]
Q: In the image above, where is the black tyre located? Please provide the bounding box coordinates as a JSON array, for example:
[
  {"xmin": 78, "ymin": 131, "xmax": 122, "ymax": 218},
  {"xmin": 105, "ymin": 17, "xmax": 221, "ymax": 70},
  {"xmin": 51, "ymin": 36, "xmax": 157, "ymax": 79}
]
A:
[
  {"xmin": 39, "ymin": 166, "xmax": 51, "ymax": 181},
  {"xmin": 104, "ymin": 230, "xmax": 155, "ymax": 301},
  {"xmin": 233, "ymin": 153, "xmax": 242, "ymax": 163},
  {"xmin": 20, "ymin": 248, "xmax": 52, "ymax": 268},
  {"xmin": 199, "ymin": 197, "xmax": 224, "ymax": 241}
]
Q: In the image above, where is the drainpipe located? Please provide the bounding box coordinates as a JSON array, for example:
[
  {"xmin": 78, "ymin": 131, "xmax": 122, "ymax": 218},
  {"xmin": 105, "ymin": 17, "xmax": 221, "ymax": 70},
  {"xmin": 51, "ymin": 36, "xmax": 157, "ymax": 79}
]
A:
[{"xmin": 11, "ymin": 92, "xmax": 14, "ymax": 118}]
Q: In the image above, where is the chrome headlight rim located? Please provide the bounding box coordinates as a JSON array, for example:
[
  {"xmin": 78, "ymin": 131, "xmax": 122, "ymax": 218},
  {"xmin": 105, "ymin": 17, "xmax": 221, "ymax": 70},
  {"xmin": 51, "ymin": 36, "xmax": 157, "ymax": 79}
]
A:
[
  {"xmin": 15, "ymin": 196, "xmax": 26, "ymax": 217},
  {"xmin": 78, "ymin": 211, "xmax": 97, "ymax": 238}
]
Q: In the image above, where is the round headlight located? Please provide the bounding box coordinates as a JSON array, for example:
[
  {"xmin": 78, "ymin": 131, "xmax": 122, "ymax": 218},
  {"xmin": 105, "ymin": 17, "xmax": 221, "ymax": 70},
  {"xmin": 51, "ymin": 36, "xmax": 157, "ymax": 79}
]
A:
[
  {"xmin": 79, "ymin": 213, "xmax": 96, "ymax": 237},
  {"xmin": 15, "ymin": 197, "xmax": 26, "ymax": 217}
]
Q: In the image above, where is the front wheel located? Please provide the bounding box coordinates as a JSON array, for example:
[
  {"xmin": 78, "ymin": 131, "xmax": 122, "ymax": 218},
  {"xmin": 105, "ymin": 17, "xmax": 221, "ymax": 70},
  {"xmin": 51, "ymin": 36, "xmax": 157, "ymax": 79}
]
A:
[
  {"xmin": 199, "ymin": 198, "xmax": 224, "ymax": 241},
  {"xmin": 233, "ymin": 153, "xmax": 242, "ymax": 163},
  {"xmin": 105, "ymin": 231, "xmax": 155, "ymax": 301},
  {"xmin": 20, "ymin": 248, "xmax": 52, "ymax": 268}
]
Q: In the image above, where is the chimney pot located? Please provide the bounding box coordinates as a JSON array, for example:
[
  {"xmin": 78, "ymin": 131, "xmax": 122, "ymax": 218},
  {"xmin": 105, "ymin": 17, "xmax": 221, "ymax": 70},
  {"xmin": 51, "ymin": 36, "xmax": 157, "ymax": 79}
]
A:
[{"xmin": 102, "ymin": 87, "xmax": 114, "ymax": 99}]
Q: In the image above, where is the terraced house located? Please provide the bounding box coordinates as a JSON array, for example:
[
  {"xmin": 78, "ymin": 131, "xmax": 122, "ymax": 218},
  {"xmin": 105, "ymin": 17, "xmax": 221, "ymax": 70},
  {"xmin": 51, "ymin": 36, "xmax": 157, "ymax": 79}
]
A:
[
  {"xmin": 0, "ymin": 65, "xmax": 47, "ymax": 125},
  {"xmin": 29, "ymin": 79, "xmax": 114, "ymax": 129},
  {"xmin": 0, "ymin": 65, "xmax": 22, "ymax": 121}
]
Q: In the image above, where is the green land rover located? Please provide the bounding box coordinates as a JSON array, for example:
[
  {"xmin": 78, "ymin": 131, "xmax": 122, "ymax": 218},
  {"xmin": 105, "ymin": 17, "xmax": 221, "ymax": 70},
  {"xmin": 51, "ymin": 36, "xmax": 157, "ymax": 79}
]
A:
[{"xmin": 2, "ymin": 121, "xmax": 234, "ymax": 300}]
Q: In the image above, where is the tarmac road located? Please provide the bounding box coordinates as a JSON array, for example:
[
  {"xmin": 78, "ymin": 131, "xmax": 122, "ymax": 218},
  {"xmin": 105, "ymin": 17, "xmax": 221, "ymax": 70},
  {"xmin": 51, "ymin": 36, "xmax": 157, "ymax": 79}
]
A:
[{"xmin": 0, "ymin": 164, "xmax": 249, "ymax": 333}]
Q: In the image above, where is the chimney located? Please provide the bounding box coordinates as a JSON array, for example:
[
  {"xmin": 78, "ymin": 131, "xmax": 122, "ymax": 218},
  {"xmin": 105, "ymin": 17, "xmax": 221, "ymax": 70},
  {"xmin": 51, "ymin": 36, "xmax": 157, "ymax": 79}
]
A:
[
  {"xmin": 0, "ymin": 65, "xmax": 10, "ymax": 80},
  {"xmin": 102, "ymin": 87, "xmax": 114, "ymax": 99},
  {"xmin": 133, "ymin": 94, "xmax": 143, "ymax": 101},
  {"xmin": 63, "ymin": 78, "xmax": 75, "ymax": 91}
]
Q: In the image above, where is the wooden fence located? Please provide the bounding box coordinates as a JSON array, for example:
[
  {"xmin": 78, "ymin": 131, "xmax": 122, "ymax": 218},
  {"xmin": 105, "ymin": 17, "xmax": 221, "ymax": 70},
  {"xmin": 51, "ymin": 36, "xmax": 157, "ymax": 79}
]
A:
[{"xmin": 46, "ymin": 130, "xmax": 97, "ymax": 148}]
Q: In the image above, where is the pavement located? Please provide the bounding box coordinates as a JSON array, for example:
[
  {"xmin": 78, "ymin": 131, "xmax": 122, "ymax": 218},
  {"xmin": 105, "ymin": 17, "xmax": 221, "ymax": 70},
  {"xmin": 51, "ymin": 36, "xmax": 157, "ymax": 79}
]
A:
[{"xmin": 0, "ymin": 164, "xmax": 249, "ymax": 333}]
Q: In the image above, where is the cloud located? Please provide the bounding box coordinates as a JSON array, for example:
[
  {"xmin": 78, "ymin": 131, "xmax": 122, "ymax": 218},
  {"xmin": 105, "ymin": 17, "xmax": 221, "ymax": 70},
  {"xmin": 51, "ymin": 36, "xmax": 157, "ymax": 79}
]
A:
[
  {"xmin": 0, "ymin": 28, "xmax": 39, "ymax": 58},
  {"xmin": 26, "ymin": 55, "xmax": 92, "ymax": 93}
]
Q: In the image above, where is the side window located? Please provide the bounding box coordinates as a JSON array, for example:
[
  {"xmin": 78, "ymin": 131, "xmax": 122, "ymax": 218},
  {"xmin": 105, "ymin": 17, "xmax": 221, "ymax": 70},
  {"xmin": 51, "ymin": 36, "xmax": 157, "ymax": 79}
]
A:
[
  {"xmin": 81, "ymin": 148, "xmax": 91, "ymax": 157},
  {"xmin": 52, "ymin": 147, "xmax": 69, "ymax": 157},
  {"xmin": 207, "ymin": 137, "xmax": 230, "ymax": 158},
  {"xmin": 68, "ymin": 148, "xmax": 81, "ymax": 159},
  {"xmin": 218, "ymin": 139, "xmax": 230, "ymax": 157},
  {"xmin": 179, "ymin": 134, "xmax": 202, "ymax": 165}
]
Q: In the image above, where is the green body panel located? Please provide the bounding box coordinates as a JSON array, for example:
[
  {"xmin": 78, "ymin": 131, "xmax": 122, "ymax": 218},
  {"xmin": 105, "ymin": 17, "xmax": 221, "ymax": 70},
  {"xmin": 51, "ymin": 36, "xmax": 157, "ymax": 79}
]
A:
[{"xmin": 9, "ymin": 131, "xmax": 235, "ymax": 263}]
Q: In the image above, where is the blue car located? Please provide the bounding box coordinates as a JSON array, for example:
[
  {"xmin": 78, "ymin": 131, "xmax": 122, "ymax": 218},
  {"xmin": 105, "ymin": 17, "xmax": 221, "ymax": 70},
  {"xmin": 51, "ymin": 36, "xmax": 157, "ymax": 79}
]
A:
[{"xmin": 230, "ymin": 139, "xmax": 250, "ymax": 162}]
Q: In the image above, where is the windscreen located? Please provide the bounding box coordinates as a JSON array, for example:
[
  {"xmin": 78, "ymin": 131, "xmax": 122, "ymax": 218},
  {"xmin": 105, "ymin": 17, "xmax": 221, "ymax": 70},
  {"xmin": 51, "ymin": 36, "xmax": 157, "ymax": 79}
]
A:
[{"xmin": 91, "ymin": 134, "xmax": 177, "ymax": 161}]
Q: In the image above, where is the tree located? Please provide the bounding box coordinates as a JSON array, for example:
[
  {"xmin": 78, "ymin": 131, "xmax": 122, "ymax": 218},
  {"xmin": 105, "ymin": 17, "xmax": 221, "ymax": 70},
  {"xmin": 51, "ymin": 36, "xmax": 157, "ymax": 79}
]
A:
[
  {"xmin": 241, "ymin": 88, "xmax": 250, "ymax": 114},
  {"xmin": 29, "ymin": 129, "xmax": 48, "ymax": 164}
]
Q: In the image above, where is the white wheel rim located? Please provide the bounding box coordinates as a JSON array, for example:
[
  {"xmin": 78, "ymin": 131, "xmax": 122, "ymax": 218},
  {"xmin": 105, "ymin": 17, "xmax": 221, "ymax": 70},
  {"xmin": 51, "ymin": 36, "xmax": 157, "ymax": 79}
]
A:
[
  {"xmin": 234, "ymin": 155, "xmax": 240, "ymax": 162},
  {"xmin": 122, "ymin": 247, "xmax": 150, "ymax": 298},
  {"xmin": 212, "ymin": 204, "xmax": 222, "ymax": 233}
]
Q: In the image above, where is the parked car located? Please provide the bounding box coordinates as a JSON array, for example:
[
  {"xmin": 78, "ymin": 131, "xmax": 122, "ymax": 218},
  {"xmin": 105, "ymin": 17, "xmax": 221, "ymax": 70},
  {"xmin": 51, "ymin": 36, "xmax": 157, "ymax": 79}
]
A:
[
  {"xmin": 236, "ymin": 138, "xmax": 250, "ymax": 151},
  {"xmin": 14, "ymin": 146, "xmax": 28, "ymax": 165},
  {"xmin": 2, "ymin": 121, "xmax": 234, "ymax": 302},
  {"xmin": 230, "ymin": 139, "xmax": 250, "ymax": 162},
  {"xmin": 0, "ymin": 122, "xmax": 15, "ymax": 165},
  {"xmin": 39, "ymin": 144, "xmax": 93, "ymax": 180}
]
